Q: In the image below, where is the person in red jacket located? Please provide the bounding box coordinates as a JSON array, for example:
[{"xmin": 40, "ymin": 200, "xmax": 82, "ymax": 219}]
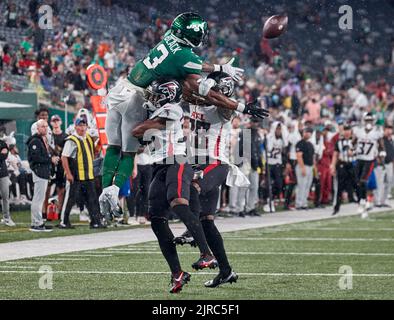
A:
[{"xmin": 318, "ymin": 126, "xmax": 335, "ymax": 205}]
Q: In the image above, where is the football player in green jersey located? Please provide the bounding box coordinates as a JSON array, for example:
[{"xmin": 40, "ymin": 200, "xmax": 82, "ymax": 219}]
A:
[{"xmin": 99, "ymin": 12, "xmax": 269, "ymax": 217}]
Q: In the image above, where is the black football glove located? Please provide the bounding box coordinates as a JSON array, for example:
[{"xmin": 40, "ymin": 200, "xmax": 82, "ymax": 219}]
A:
[{"xmin": 243, "ymin": 100, "xmax": 270, "ymax": 119}]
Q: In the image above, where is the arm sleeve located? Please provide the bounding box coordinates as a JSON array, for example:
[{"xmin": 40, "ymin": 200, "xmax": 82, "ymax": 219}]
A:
[
  {"xmin": 0, "ymin": 142, "xmax": 9, "ymax": 161},
  {"xmin": 295, "ymin": 141, "xmax": 303, "ymax": 153}
]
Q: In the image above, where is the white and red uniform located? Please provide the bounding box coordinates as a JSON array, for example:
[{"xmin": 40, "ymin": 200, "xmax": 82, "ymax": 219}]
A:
[
  {"xmin": 144, "ymin": 102, "xmax": 186, "ymax": 164},
  {"xmin": 189, "ymin": 104, "xmax": 231, "ymax": 164},
  {"xmin": 353, "ymin": 126, "xmax": 383, "ymax": 161}
]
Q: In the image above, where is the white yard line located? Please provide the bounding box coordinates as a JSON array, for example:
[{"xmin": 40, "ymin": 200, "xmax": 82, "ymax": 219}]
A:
[
  {"xmin": 1, "ymin": 202, "xmax": 393, "ymax": 262},
  {"xmin": 57, "ymin": 254, "xmax": 113, "ymax": 257},
  {"xmin": 0, "ymin": 265, "xmax": 35, "ymax": 269},
  {"xmin": 5, "ymin": 261, "xmax": 63, "ymax": 265},
  {"xmin": 98, "ymin": 251, "xmax": 394, "ymax": 257},
  {"xmin": 35, "ymin": 258, "xmax": 90, "ymax": 261},
  {"xmin": 104, "ymin": 248, "xmax": 157, "ymax": 251},
  {"xmin": 264, "ymin": 227, "xmax": 394, "ymax": 231},
  {"xmin": 1, "ymin": 270, "xmax": 394, "ymax": 277}
]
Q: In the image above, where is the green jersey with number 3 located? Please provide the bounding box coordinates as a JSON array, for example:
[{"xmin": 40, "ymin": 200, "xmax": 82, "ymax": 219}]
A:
[{"xmin": 128, "ymin": 32, "xmax": 203, "ymax": 88}]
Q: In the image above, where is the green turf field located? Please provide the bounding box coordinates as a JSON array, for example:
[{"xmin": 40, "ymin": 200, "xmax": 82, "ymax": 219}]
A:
[{"xmin": 1, "ymin": 212, "xmax": 394, "ymax": 300}]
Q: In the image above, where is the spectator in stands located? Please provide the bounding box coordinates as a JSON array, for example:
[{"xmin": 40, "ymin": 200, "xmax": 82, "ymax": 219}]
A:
[
  {"xmin": 304, "ymin": 94, "xmax": 321, "ymax": 124},
  {"xmin": 31, "ymin": 107, "xmax": 54, "ymax": 148},
  {"xmin": 32, "ymin": 22, "xmax": 45, "ymax": 52},
  {"xmin": 28, "ymin": 0, "xmax": 39, "ymax": 22},
  {"xmin": 0, "ymin": 134, "xmax": 14, "ymax": 227},
  {"xmin": 340, "ymin": 59, "xmax": 357, "ymax": 86},
  {"xmin": 4, "ymin": 2, "xmax": 18, "ymax": 28},
  {"xmin": 27, "ymin": 119, "xmax": 59, "ymax": 232}
]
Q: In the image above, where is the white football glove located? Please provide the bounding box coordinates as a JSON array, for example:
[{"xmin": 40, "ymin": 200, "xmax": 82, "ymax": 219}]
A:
[
  {"xmin": 198, "ymin": 78, "xmax": 216, "ymax": 96},
  {"xmin": 216, "ymin": 57, "xmax": 245, "ymax": 82},
  {"xmin": 379, "ymin": 151, "xmax": 387, "ymax": 158}
]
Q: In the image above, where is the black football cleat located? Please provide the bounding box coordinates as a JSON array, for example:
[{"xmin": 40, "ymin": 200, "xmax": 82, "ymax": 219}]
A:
[
  {"xmin": 192, "ymin": 254, "xmax": 218, "ymax": 271},
  {"xmin": 204, "ymin": 270, "xmax": 238, "ymax": 288},
  {"xmin": 173, "ymin": 230, "xmax": 197, "ymax": 247},
  {"xmin": 169, "ymin": 271, "xmax": 191, "ymax": 294}
]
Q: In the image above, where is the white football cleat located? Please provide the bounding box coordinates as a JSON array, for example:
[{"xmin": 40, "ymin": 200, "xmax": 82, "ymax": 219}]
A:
[
  {"xmin": 127, "ymin": 218, "xmax": 140, "ymax": 226},
  {"xmin": 361, "ymin": 211, "xmax": 369, "ymax": 219},
  {"xmin": 1, "ymin": 218, "xmax": 16, "ymax": 227},
  {"xmin": 79, "ymin": 211, "xmax": 90, "ymax": 222},
  {"xmin": 263, "ymin": 202, "xmax": 275, "ymax": 213},
  {"xmin": 357, "ymin": 199, "xmax": 366, "ymax": 214}
]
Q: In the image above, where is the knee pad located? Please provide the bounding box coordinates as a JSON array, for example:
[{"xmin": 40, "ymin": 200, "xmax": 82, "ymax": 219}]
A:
[{"xmin": 200, "ymin": 214, "xmax": 215, "ymax": 222}]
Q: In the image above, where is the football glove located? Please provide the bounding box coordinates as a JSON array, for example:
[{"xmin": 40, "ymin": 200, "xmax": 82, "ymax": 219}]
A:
[
  {"xmin": 243, "ymin": 100, "xmax": 270, "ymax": 119},
  {"xmin": 216, "ymin": 57, "xmax": 244, "ymax": 82}
]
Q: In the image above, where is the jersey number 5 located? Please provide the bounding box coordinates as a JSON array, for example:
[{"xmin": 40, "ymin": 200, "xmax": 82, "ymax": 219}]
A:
[{"xmin": 143, "ymin": 44, "xmax": 169, "ymax": 69}]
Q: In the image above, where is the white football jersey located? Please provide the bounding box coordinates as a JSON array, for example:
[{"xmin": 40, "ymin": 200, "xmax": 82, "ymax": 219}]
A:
[
  {"xmin": 143, "ymin": 103, "xmax": 186, "ymax": 163},
  {"xmin": 267, "ymin": 122, "xmax": 289, "ymax": 165},
  {"xmin": 189, "ymin": 104, "xmax": 232, "ymax": 163},
  {"xmin": 353, "ymin": 126, "xmax": 383, "ymax": 161},
  {"xmin": 288, "ymin": 130, "xmax": 302, "ymax": 161},
  {"xmin": 267, "ymin": 136, "xmax": 287, "ymax": 165}
]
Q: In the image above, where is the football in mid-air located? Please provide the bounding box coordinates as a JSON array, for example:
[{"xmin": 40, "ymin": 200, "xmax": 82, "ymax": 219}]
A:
[{"xmin": 263, "ymin": 14, "xmax": 288, "ymax": 39}]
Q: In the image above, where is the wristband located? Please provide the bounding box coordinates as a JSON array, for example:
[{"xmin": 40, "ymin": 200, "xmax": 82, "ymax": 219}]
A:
[
  {"xmin": 213, "ymin": 64, "xmax": 221, "ymax": 72},
  {"xmin": 236, "ymin": 102, "xmax": 245, "ymax": 112}
]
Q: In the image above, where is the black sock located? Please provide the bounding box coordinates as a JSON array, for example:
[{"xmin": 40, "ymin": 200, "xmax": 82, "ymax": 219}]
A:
[
  {"xmin": 358, "ymin": 182, "xmax": 367, "ymax": 201},
  {"xmin": 172, "ymin": 204, "xmax": 211, "ymax": 255},
  {"xmin": 201, "ymin": 219, "xmax": 231, "ymax": 274},
  {"xmin": 189, "ymin": 185, "xmax": 201, "ymax": 218},
  {"xmin": 151, "ymin": 218, "xmax": 181, "ymax": 275}
]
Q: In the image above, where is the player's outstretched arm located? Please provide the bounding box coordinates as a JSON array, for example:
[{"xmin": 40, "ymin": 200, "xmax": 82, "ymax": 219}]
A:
[
  {"xmin": 183, "ymin": 74, "xmax": 269, "ymax": 119},
  {"xmin": 202, "ymin": 57, "xmax": 244, "ymax": 82},
  {"xmin": 132, "ymin": 118, "xmax": 167, "ymax": 138}
]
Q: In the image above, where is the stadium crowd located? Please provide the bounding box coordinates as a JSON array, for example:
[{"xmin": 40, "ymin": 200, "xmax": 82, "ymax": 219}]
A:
[{"xmin": 0, "ymin": 0, "xmax": 394, "ymax": 230}]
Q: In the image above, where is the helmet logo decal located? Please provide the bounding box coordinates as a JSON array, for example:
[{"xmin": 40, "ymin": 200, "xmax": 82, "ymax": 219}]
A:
[
  {"xmin": 159, "ymin": 82, "xmax": 180, "ymax": 101},
  {"xmin": 218, "ymin": 76, "xmax": 235, "ymax": 96},
  {"xmin": 187, "ymin": 22, "xmax": 206, "ymax": 32}
]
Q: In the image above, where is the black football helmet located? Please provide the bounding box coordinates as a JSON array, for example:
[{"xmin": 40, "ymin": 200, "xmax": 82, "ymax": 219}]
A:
[
  {"xmin": 144, "ymin": 79, "xmax": 182, "ymax": 111},
  {"xmin": 207, "ymin": 71, "xmax": 235, "ymax": 97}
]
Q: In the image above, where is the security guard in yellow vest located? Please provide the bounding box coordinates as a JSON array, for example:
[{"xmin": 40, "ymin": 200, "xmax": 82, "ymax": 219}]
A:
[{"xmin": 60, "ymin": 117, "xmax": 104, "ymax": 229}]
